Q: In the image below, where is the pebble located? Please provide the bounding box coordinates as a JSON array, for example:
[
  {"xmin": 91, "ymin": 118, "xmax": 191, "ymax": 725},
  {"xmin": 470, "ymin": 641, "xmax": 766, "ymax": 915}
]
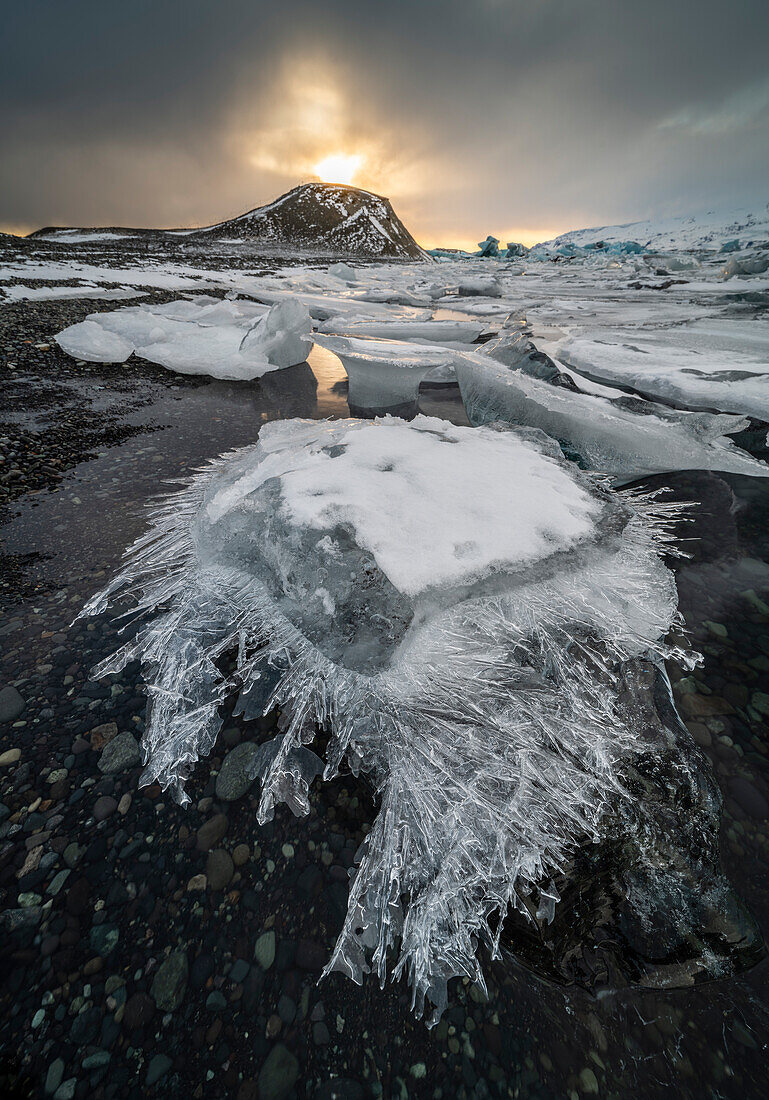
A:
[
  {"xmin": 90, "ymin": 923, "xmax": 119, "ymax": 956},
  {"xmin": 97, "ymin": 731, "xmax": 140, "ymax": 774},
  {"xmin": 87, "ymin": 720, "xmax": 118, "ymax": 750},
  {"xmin": 0, "ymin": 685, "xmax": 25, "ymax": 722},
  {"xmin": 151, "ymin": 949, "xmax": 189, "ymax": 1011},
  {"xmin": 232, "ymin": 843, "xmax": 250, "ymax": 866},
  {"xmin": 254, "ymin": 931, "xmax": 276, "ymax": 970},
  {"xmin": 0, "ymin": 746, "xmax": 21, "ymax": 765},
  {"xmin": 214, "ymin": 741, "xmax": 259, "ymax": 801},
  {"xmin": 93, "ymin": 795, "xmax": 117, "ymax": 821},
  {"xmin": 729, "ymin": 776, "xmax": 769, "ymax": 819},
  {"xmin": 44, "ymin": 1058, "xmax": 64, "ymax": 1095},
  {"xmin": 196, "ymin": 813, "xmax": 228, "ymax": 851},
  {"xmin": 206, "ymin": 848, "xmax": 234, "ymax": 890},
  {"xmin": 146, "ymin": 1054, "xmax": 173, "ymax": 1086},
  {"xmin": 123, "ymin": 992, "xmax": 155, "ymax": 1030},
  {"xmin": 257, "ymin": 1043, "xmax": 299, "ymax": 1100}
]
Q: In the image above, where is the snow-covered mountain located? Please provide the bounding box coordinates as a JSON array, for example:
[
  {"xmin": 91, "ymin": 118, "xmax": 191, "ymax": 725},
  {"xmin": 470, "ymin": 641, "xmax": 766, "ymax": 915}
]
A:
[
  {"xmin": 188, "ymin": 183, "xmax": 427, "ymax": 259},
  {"xmin": 30, "ymin": 184, "xmax": 428, "ymax": 260},
  {"xmin": 540, "ymin": 204, "xmax": 769, "ymax": 252}
]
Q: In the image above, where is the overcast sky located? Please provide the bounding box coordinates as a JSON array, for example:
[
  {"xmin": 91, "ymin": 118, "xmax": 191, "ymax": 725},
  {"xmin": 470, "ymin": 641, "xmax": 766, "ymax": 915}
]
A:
[{"xmin": 2, "ymin": 0, "xmax": 768, "ymax": 246}]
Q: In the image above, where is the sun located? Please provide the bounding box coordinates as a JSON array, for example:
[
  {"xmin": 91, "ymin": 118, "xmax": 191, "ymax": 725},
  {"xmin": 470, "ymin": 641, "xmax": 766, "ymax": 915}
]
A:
[{"xmin": 312, "ymin": 152, "xmax": 364, "ymax": 186}]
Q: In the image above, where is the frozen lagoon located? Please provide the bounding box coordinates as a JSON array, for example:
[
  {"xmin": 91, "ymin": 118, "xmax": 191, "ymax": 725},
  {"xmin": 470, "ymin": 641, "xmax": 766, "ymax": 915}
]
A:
[{"xmin": 2, "ymin": 231, "xmax": 769, "ymax": 1097}]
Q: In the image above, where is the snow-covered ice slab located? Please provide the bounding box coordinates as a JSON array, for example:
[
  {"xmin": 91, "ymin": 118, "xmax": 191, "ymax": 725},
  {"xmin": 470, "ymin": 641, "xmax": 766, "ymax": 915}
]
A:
[
  {"xmin": 0, "ymin": 284, "xmax": 147, "ymax": 303},
  {"xmin": 81, "ymin": 415, "xmax": 696, "ymax": 1021},
  {"xmin": 54, "ymin": 296, "xmax": 313, "ymax": 380},
  {"xmin": 317, "ymin": 318, "xmax": 485, "ymax": 344},
  {"xmin": 454, "ymin": 339, "xmax": 769, "ymax": 483},
  {"xmin": 313, "ymin": 334, "xmax": 458, "ymax": 412},
  {"xmin": 558, "ymin": 329, "xmax": 769, "ymax": 422}
]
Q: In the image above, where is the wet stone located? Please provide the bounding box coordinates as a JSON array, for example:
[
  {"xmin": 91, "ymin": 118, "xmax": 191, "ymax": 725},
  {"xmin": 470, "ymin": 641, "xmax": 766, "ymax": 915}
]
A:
[
  {"xmin": 146, "ymin": 1054, "xmax": 173, "ymax": 1087},
  {"xmin": 254, "ymin": 931, "xmax": 276, "ymax": 970},
  {"xmin": 45, "ymin": 1058, "xmax": 64, "ymax": 1095},
  {"xmin": 88, "ymin": 721, "xmax": 118, "ymax": 750},
  {"xmin": 215, "ymin": 742, "xmax": 260, "ymax": 801},
  {"xmin": 196, "ymin": 813, "xmax": 228, "ymax": 851},
  {"xmin": 93, "ymin": 795, "xmax": 117, "ymax": 821},
  {"xmin": 206, "ymin": 848, "xmax": 234, "ymax": 890},
  {"xmin": 0, "ymin": 685, "xmax": 25, "ymax": 723},
  {"xmin": 257, "ymin": 1043, "xmax": 299, "ymax": 1100},
  {"xmin": 151, "ymin": 949, "xmax": 188, "ymax": 1011},
  {"xmin": 97, "ymin": 731, "xmax": 140, "ymax": 774}
]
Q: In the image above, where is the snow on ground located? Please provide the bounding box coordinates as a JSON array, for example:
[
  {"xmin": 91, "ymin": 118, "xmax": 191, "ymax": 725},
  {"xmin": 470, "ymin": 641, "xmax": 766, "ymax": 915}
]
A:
[
  {"xmin": 0, "ymin": 284, "xmax": 147, "ymax": 303},
  {"xmin": 541, "ymin": 203, "xmax": 769, "ymax": 252}
]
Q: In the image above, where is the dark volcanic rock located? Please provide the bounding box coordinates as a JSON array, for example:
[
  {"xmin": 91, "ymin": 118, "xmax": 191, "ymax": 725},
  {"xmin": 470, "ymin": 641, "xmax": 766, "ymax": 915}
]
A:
[
  {"xmin": 151, "ymin": 949, "xmax": 189, "ymax": 1011},
  {"xmin": 0, "ymin": 685, "xmax": 25, "ymax": 722}
]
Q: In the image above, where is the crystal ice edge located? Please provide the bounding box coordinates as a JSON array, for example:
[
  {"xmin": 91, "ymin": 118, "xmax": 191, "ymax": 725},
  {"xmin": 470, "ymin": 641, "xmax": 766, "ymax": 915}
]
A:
[{"xmin": 79, "ymin": 415, "xmax": 705, "ymax": 1023}]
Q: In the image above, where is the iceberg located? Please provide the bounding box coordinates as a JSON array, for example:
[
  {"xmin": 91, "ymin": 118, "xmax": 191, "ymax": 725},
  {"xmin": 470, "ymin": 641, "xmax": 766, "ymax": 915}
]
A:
[
  {"xmin": 505, "ymin": 241, "xmax": 527, "ymax": 259},
  {"xmin": 80, "ymin": 415, "xmax": 711, "ymax": 1021},
  {"xmin": 327, "ymin": 261, "xmax": 356, "ymax": 282},
  {"xmin": 721, "ymin": 252, "xmax": 769, "ymax": 279},
  {"xmin": 454, "ymin": 340, "xmax": 769, "ymax": 483},
  {"xmin": 477, "ymin": 236, "xmax": 500, "ymax": 258},
  {"xmin": 55, "ymin": 296, "xmax": 313, "ymax": 380},
  {"xmin": 313, "ymin": 333, "xmax": 458, "ymax": 413}
]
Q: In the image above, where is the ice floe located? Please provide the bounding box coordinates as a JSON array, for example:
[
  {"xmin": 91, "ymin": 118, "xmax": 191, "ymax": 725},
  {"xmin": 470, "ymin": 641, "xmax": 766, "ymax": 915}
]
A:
[
  {"xmin": 313, "ymin": 334, "xmax": 459, "ymax": 413},
  {"xmin": 55, "ymin": 296, "xmax": 312, "ymax": 379}
]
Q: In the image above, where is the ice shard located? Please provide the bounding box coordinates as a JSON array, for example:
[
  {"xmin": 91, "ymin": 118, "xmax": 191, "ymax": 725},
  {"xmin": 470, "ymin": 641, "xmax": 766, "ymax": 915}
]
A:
[{"xmin": 80, "ymin": 415, "xmax": 707, "ymax": 1022}]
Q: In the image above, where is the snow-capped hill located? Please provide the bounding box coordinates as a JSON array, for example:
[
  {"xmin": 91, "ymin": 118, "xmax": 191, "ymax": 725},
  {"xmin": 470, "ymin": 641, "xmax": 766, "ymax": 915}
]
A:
[
  {"xmin": 27, "ymin": 183, "xmax": 428, "ymax": 260},
  {"xmin": 190, "ymin": 183, "xmax": 427, "ymax": 259},
  {"xmin": 541, "ymin": 204, "xmax": 769, "ymax": 252}
]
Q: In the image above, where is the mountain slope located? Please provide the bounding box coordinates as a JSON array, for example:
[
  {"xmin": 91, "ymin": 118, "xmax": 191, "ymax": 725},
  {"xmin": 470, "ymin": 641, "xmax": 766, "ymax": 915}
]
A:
[
  {"xmin": 540, "ymin": 204, "xmax": 769, "ymax": 252},
  {"xmin": 188, "ymin": 183, "xmax": 427, "ymax": 258},
  {"xmin": 28, "ymin": 183, "xmax": 428, "ymax": 260}
]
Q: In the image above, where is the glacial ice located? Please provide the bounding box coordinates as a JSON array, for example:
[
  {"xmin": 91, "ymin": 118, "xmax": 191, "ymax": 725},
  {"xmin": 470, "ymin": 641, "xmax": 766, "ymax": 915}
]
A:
[
  {"xmin": 55, "ymin": 296, "xmax": 313, "ymax": 380},
  {"xmin": 317, "ymin": 318, "xmax": 485, "ymax": 344},
  {"xmin": 80, "ymin": 415, "xmax": 695, "ymax": 1021},
  {"xmin": 477, "ymin": 236, "xmax": 500, "ymax": 257},
  {"xmin": 454, "ymin": 339, "xmax": 769, "ymax": 483},
  {"xmin": 721, "ymin": 252, "xmax": 769, "ymax": 279},
  {"xmin": 327, "ymin": 261, "xmax": 356, "ymax": 282},
  {"xmin": 313, "ymin": 334, "xmax": 459, "ymax": 412},
  {"xmin": 558, "ymin": 333, "xmax": 769, "ymax": 422}
]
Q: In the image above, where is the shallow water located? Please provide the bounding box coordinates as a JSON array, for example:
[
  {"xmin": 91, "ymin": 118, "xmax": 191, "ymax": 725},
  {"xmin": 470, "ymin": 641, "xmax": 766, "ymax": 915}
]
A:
[{"xmin": 1, "ymin": 353, "xmax": 768, "ymax": 1099}]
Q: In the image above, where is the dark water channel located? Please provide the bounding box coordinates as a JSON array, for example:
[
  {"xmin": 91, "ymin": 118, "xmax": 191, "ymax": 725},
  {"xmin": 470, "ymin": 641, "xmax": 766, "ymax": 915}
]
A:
[{"xmin": 1, "ymin": 347, "xmax": 768, "ymax": 1099}]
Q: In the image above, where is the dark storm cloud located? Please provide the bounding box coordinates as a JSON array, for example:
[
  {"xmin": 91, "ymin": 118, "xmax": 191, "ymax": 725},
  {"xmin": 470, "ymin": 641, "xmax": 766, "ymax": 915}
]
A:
[{"xmin": 2, "ymin": 0, "xmax": 768, "ymax": 242}]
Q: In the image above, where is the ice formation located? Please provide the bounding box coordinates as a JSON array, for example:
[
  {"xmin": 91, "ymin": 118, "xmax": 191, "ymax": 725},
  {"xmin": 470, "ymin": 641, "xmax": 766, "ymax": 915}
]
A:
[
  {"xmin": 317, "ymin": 318, "xmax": 485, "ymax": 344},
  {"xmin": 454, "ymin": 337, "xmax": 769, "ymax": 483},
  {"xmin": 558, "ymin": 333, "xmax": 769, "ymax": 422},
  {"xmin": 55, "ymin": 296, "xmax": 313, "ymax": 380},
  {"xmin": 313, "ymin": 334, "xmax": 458, "ymax": 412},
  {"xmin": 81, "ymin": 415, "xmax": 697, "ymax": 1022},
  {"xmin": 477, "ymin": 236, "xmax": 500, "ymax": 258}
]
